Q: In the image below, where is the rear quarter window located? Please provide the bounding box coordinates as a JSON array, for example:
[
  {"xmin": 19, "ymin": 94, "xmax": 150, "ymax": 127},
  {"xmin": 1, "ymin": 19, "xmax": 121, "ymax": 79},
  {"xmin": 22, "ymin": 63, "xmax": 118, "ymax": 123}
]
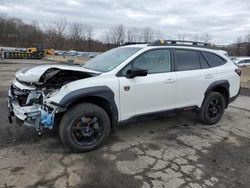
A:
[{"xmin": 202, "ymin": 52, "xmax": 226, "ymax": 67}]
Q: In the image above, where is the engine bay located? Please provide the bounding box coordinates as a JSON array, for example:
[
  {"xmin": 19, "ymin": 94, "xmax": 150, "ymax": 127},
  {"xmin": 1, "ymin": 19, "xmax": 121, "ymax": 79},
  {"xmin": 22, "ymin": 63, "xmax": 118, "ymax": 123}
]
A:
[{"xmin": 38, "ymin": 68, "xmax": 94, "ymax": 89}]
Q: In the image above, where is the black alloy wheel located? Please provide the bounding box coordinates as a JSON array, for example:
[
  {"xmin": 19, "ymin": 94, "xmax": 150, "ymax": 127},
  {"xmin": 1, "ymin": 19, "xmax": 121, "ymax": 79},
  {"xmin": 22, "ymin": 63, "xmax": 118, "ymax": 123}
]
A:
[
  {"xmin": 59, "ymin": 103, "xmax": 110, "ymax": 152},
  {"xmin": 198, "ymin": 91, "xmax": 226, "ymax": 125},
  {"xmin": 206, "ymin": 97, "xmax": 223, "ymax": 121},
  {"xmin": 71, "ymin": 116, "xmax": 103, "ymax": 146}
]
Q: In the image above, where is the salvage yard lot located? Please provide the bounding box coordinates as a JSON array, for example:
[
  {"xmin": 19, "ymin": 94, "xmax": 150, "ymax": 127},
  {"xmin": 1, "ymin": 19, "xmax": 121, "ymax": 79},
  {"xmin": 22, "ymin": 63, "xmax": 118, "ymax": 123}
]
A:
[{"xmin": 0, "ymin": 59, "xmax": 250, "ymax": 188}]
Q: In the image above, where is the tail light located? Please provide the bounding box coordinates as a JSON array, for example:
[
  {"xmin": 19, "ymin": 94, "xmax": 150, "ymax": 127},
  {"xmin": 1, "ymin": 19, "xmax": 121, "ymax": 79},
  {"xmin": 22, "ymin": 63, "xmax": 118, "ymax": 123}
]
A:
[{"xmin": 235, "ymin": 68, "xmax": 241, "ymax": 76}]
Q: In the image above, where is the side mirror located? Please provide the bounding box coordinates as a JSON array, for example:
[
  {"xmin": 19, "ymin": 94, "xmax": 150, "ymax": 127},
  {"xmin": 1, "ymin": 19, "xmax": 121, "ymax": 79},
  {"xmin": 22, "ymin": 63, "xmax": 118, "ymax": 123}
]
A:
[{"xmin": 126, "ymin": 68, "xmax": 148, "ymax": 79}]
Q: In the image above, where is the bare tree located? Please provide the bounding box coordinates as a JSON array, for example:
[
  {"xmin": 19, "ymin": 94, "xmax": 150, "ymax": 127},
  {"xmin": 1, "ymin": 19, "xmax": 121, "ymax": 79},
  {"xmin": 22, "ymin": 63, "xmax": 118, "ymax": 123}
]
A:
[
  {"xmin": 0, "ymin": 14, "xmax": 45, "ymax": 47},
  {"xmin": 141, "ymin": 27, "xmax": 154, "ymax": 42},
  {"xmin": 177, "ymin": 34, "xmax": 186, "ymax": 41},
  {"xmin": 244, "ymin": 34, "xmax": 250, "ymax": 55},
  {"xmin": 85, "ymin": 25, "xmax": 94, "ymax": 50},
  {"xmin": 192, "ymin": 34, "xmax": 200, "ymax": 42},
  {"xmin": 68, "ymin": 23, "xmax": 95, "ymax": 51},
  {"xmin": 85, "ymin": 25, "xmax": 94, "ymax": 40},
  {"xmin": 223, "ymin": 35, "xmax": 250, "ymax": 56},
  {"xmin": 69, "ymin": 23, "xmax": 86, "ymax": 40},
  {"xmin": 69, "ymin": 23, "xmax": 86, "ymax": 49},
  {"xmin": 126, "ymin": 28, "xmax": 134, "ymax": 42},
  {"xmin": 236, "ymin": 36, "xmax": 243, "ymax": 56},
  {"xmin": 126, "ymin": 27, "xmax": 141, "ymax": 42},
  {"xmin": 48, "ymin": 17, "xmax": 68, "ymax": 49},
  {"xmin": 192, "ymin": 33, "xmax": 212, "ymax": 43},
  {"xmin": 154, "ymin": 30, "xmax": 164, "ymax": 40},
  {"xmin": 0, "ymin": 14, "xmax": 113, "ymax": 52},
  {"xmin": 109, "ymin": 24, "xmax": 126, "ymax": 46},
  {"xmin": 200, "ymin": 33, "xmax": 212, "ymax": 43},
  {"xmin": 53, "ymin": 17, "xmax": 67, "ymax": 38},
  {"xmin": 126, "ymin": 27, "xmax": 162, "ymax": 43},
  {"xmin": 104, "ymin": 32, "xmax": 111, "ymax": 44}
]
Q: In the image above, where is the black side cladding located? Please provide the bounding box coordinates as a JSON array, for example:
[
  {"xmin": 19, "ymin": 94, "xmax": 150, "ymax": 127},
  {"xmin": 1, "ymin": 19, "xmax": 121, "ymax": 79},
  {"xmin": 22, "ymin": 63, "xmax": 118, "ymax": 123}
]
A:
[{"xmin": 58, "ymin": 86, "xmax": 118, "ymax": 128}]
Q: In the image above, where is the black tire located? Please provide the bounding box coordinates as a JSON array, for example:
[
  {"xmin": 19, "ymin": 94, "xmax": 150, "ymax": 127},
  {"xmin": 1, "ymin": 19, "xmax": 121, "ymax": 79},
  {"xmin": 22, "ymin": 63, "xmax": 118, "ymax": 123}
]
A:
[
  {"xmin": 59, "ymin": 103, "xmax": 110, "ymax": 152},
  {"xmin": 198, "ymin": 91, "xmax": 226, "ymax": 125}
]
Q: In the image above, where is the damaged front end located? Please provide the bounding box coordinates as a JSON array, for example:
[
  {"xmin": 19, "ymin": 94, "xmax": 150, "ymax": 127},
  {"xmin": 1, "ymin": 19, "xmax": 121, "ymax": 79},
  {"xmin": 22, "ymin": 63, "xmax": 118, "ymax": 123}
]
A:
[
  {"xmin": 8, "ymin": 65, "xmax": 97, "ymax": 134},
  {"xmin": 8, "ymin": 79, "xmax": 62, "ymax": 134}
]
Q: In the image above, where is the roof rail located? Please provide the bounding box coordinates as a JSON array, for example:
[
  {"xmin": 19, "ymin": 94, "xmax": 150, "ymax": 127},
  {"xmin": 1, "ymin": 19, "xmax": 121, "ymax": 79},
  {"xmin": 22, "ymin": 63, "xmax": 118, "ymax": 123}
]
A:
[
  {"xmin": 122, "ymin": 42, "xmax": 148, "ymax": 46},
  {"xmin": 149, "ymin": 39, "xmax": 214, "ymax": 48}
]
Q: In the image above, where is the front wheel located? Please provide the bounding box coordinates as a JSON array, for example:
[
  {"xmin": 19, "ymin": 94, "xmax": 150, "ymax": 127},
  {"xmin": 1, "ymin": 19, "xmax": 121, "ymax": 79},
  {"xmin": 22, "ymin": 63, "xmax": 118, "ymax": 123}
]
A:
[
  {"xmin": 198, "ymin": 91, "xmax": 226, "ymax": 125},
  {"xmin": 59, "ymin": 103, "xmax": 110, "ymax": 152}
]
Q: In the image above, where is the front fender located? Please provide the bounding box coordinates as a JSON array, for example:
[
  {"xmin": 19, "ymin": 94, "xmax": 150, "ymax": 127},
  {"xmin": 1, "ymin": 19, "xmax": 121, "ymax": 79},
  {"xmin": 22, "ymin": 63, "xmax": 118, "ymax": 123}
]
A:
[{"xmin": 57, "ymin": 86, "xmax": 119, "ymax": 129}]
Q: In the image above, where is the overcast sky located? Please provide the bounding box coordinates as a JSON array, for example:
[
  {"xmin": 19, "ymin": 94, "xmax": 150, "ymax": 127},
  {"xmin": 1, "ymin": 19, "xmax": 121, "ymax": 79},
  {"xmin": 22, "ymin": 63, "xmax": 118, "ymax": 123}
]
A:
[{"xmin": 0, "ymin": 0, "xmax": 249, "ymax": 44}]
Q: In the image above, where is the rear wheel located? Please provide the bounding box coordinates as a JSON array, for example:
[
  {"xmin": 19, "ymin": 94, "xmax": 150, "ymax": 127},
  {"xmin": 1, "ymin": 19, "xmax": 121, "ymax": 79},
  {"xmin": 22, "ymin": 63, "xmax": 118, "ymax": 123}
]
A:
[
  {"xmin": 59, "ymin": 103, "xmax": 110, "ymax": 152},
  {"xmin": 198, "ymin": 91, "xmax": 226, "ymax": 125}
]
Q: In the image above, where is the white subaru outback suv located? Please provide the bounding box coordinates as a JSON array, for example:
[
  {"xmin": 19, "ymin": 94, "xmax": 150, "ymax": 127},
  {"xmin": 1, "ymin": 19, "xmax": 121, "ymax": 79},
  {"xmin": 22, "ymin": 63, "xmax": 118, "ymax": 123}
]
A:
[{"xmin": 8, "ymin": 40, "xmax": 241, "ymax": 152}]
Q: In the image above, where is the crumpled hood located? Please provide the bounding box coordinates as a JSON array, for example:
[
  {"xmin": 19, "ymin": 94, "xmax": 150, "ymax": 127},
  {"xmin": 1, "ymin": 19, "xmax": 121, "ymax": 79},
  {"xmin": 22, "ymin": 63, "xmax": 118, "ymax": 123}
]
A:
[{"xmin": 15, "ymin": 64, "xmax": 100, "ymax": 83}]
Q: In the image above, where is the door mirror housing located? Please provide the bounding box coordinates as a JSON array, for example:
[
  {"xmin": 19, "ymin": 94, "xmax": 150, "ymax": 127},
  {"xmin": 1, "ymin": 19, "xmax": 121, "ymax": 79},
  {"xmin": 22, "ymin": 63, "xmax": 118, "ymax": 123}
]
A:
[{"xmin": 126, "ymin": 68, "xmax": 148, "ymax": 78}]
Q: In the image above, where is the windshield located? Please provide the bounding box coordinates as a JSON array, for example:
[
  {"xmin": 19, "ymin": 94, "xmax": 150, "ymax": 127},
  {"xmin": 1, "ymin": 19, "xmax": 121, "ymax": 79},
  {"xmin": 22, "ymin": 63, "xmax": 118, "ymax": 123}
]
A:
[{"xmin": 83, "ymin": 47, "xmax": 141, "ymax": 72}]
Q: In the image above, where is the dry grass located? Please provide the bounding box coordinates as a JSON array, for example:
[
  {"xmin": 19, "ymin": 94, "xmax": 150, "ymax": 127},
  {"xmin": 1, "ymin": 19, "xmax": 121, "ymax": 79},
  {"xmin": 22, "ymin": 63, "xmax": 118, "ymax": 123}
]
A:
[{"xmin": 241, "ymin": 66, "xmax": 250, "ymax": 88}]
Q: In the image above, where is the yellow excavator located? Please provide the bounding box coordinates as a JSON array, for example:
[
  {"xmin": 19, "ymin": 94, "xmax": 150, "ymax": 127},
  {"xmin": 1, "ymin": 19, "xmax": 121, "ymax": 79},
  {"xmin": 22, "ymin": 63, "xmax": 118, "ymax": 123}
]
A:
[{"xmin": 3, "ymin": 44, "xmax": 54, "ymax": 59}]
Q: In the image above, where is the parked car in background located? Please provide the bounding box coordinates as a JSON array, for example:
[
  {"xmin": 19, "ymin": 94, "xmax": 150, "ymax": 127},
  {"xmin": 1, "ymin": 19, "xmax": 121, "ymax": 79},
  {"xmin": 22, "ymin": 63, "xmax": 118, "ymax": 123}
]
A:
[
  {"xmin": 88, "ymin": 52, "xmax": 100, "ymax": 58},
  {"xmin": 54, "ymin": 50, "xmax": 66, "ymax": 56},
  {"xmin": 232, "ymin": 57, "xmax": 250, "ymax": 67},
  {"xmin": 54, "ymin": 50, "xmax": 101, "ymax": 59},
  {"xmin": 65, "ymin": 50, "xmax": 77, "ymax": 56}
]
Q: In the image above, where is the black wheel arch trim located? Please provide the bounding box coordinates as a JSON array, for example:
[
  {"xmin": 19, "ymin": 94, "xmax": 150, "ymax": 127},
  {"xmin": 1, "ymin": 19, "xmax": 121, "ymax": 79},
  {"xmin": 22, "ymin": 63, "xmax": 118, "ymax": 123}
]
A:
[
  {"xmin": 204, "ymin": 80, "xmax": 230, "ymax": 107},
  {"xmin": 58, "ymin": 86, "xmax": 118, "ymax": 129}
]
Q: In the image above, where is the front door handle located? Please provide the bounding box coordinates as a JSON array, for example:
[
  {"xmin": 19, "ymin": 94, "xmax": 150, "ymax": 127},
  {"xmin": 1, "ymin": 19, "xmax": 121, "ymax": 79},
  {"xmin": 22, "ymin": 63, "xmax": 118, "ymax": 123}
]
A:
[
  {"xmin": 124, "ymin": 86, "xmax": 130, "ymax": 91},
  {"xmin": 164, "ymin": 79, "xmax": 175, "ymax": 84}
]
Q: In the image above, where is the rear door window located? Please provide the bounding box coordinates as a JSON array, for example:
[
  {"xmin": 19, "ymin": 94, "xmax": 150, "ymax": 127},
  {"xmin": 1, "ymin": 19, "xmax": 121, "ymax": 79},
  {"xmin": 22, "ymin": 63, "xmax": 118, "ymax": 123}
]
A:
[{"xmin": 174, "ymin": 49, "xmax": 200, "ymax": 71}]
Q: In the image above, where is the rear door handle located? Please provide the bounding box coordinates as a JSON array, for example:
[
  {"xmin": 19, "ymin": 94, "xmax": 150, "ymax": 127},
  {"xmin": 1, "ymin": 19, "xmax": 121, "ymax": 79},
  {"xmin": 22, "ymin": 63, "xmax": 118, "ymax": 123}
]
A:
[
  {"xmin": 205, "ymin": 74, "xmax": 213, "ymax": 79},
  {"xmin": 164, "ymin": 79, "xmax": 175, "ymax": 84}
]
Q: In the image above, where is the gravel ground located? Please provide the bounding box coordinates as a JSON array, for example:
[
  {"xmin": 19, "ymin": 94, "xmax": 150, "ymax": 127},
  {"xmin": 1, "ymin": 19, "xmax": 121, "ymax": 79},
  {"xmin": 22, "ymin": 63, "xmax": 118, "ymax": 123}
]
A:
[{"xmin": 0, "ymin": 59, "xmax": 250, "ymax": 188}]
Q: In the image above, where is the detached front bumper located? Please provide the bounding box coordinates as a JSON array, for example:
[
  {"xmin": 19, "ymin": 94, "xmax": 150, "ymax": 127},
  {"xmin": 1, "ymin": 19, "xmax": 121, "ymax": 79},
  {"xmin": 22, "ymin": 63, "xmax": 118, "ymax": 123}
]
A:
[
  {"xmin": 8, "ymin": 86, "xmax": 41, "ymax": 124},
  {"xmin": 8, "ymin": 80, "xmax": 58, "ymax": 130}
]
